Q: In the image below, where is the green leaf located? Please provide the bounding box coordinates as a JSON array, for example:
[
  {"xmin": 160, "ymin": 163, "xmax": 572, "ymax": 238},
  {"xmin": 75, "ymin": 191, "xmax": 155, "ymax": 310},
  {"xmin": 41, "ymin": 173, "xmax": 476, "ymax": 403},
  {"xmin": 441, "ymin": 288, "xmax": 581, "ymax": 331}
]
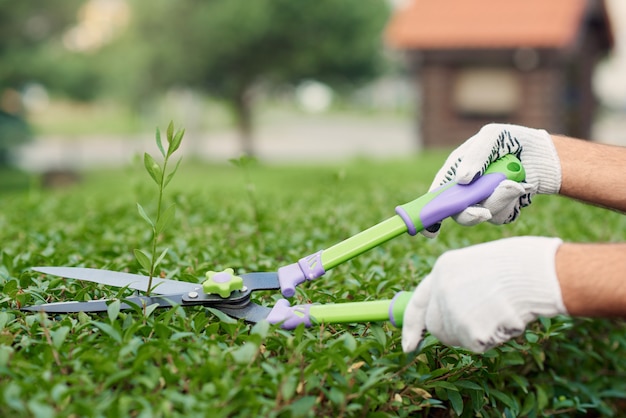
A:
[
  {"xmin": 148, "ymin": 280, "xmax": 167, "ymax": 294},
  {"xmin": 164, "ymin": 158, "xmax": 182, "ymax": 188},
  {"xmin": 155, "ymin": 204, "xmax": 176, "ymax": 234},
  {"xmin": 107, "ymin": 300, "xmax": 121, "ymax": 323},
  {"xmin": 206, "ymin": 307, "xmax": 237, "ymax": 324},
  {"xmin": 136, "ymin": 203, "xmax": 154, "ymax": 228},
  {"xmin": 426, "ymin": 381, "xmax": 458, "ymax": 391},
  {"xmin": 229, "ymin": 155, "xmax": 257, "ymax": 169},
  {"xmin": 143, "ymin": 153, "xmax": 162, "ymax": 185},
  {"xmin": 326, "ymin": 387, "xmax": 345, "ymax": 406},
  {"xmin": 359, "ymin": 367, "xmax": 388, "ymax": 393},
  {"xmin": 510, "ymin": 374, "xmax": 529, "ymax": 394},
  {"xmin": 250, "ymin": 320, "xmax": 270, "ymax": 339},
  {"xmin": 2, "ymin": 251, "xmax": 13, "ymax": 275},
  {"xmin": 0, "ymin": 312, "xmax": 10, "ymax": 329},
  {"xmin": 539, "ymin": 316, "xmax": 551, "ymax": 330},
  {"xmin": 231, "ymin": 342, "xmax": 258, "ymax": 364},
  {"xmin": 3, "ymin": 280, "xmax": 17, "ymax": 298},
  {"xmin": 51, "ymin": 326, "xmax": 70, "ymax": 349},
  {"xmin": 501, "ymin": 350, "xmax": 525, "ymax": 367},
  {"xmin": 0, "ymin": 345, "xmax": 13, "ymax": 367},
  {"xmin": 166, "ymin": 121, "xmax": 174, "ymax": 144},
  {"xmin": 447, "ymin": 389, "xmax": 464, "ymax": 415},
  {"xmin": 530, "ymin": 345, "xmax": 546, "ymax": 370},
  {"xmin": 453, "ymin": 380, "xmax": 483, "ymax": 391},
  {"xmin": 536, "ymin": 385, "xmax": 548, "ymax": 410},
  {"xmin": 340, "ymin": 333, "xmax": 357, "ymax": 353},
  {"xmin": 3, "ymin": 382, "xmax": 22, "ymax": 411},
  {"xmin": 27, "ymin": 400, "xmax": 56, "ymax": 418},
  {"xmin": 525, "ymin": 331, "xmax": 539, "ymax": 343},
  {"xmin": 155, "ymin": 127, "xmax": 165, "ymax": 158},
  {"xmin": 489, "ymin": 389, "xmax": 517, "ymax": 410},
  {"xmin": 143, "ymin": 303, "xmax": 160, "ymax": 318},
  {"xmin": 520, "ymin": 392, "xmax": 536, "ymax": 416},
  {"xmin": 103, "ymin": 369, "xmax": 134, "ymax": 389},
  {"xmin": 280, "ymin": 375, "xmax": 298, "ymax": 401},
  {"xmin": 369, "ymin": 325, "xmax": 387, "ymax": 347},
  {"xmin": 92, "ymin": 321, "xmax": 122, "ymax": 343},
  {"xmin": 134, "ymin": 249, "xmax": 152, "ymax": 272},
  {"xmin": 286, "ymin": 396, "xmax": 317, "ymax": 416},
  {"xmin": 153, "ymin": 248, "xmax": 169, "ymax": 270},
  {"xmin": 78, "ymin": 312, "xmax": 90, "ymax": 325},
  {"xmin": 168, "ymin": 128, "xmax": 184, "ymax": 156}
]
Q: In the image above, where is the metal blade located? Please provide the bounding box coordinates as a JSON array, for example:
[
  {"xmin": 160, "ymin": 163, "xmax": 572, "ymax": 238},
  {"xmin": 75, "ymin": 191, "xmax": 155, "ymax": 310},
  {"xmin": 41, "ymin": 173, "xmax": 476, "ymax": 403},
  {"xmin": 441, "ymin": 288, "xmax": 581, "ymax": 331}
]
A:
[
  {"xmin": 32, "ymin": 267, "xmax": 202, "ymax": 295},
  {"xmin": 241, "ymin": 272, "xmax": 280, "ymax": 291},
  {"xmin": 21, "ymin": 294, "xmax": 185, "ymax": 313},
  {"xmin": 213, "ymin": 302, "xmax": 272, "ymax": 323}
]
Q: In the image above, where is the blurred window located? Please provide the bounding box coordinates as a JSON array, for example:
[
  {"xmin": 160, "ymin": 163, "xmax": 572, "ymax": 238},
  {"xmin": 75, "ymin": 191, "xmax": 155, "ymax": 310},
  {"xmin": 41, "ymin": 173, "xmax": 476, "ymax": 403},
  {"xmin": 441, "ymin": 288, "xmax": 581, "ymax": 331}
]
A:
[{"xmin": 453, "ymin": 68, "xmax": 520, "ymax": 117}]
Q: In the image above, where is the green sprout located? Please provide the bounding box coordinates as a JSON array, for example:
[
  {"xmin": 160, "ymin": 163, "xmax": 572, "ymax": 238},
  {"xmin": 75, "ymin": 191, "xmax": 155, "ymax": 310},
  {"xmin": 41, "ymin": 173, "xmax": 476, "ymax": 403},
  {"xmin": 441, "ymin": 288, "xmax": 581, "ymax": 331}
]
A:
[{"xmin": 134, "ymin": 121, "xmax": 184, "ymax": 295}]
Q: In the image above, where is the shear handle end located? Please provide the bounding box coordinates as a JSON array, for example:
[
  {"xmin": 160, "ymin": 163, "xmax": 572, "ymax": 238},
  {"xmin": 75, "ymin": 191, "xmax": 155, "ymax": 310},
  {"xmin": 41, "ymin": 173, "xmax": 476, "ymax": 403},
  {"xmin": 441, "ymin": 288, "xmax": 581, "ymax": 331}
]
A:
[{"xmin": 266, "ymin": 299, "xmax": 312, "ymax": 329}]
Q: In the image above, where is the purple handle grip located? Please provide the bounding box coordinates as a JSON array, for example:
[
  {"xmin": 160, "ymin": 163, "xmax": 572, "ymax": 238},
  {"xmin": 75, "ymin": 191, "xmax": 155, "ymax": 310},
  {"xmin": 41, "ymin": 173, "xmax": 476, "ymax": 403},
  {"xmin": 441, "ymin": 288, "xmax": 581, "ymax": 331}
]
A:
[
  {"xmin": 266, "ymin": 299, "xmax": 311, "ymax": 329},
  {"xmin": 278, "ymin": 251, "xmax": 325, "ymax": 297},
  {"xmin": 420, "ymin": 172, "xmax": 507, "ymax": 227},
  {"xmin": 396, "ymin": 172, "xmax": 507, "ymax": 235},
  {"xmin": 388, "ymin": 291, "xmax": 406, "ymax": 327}
]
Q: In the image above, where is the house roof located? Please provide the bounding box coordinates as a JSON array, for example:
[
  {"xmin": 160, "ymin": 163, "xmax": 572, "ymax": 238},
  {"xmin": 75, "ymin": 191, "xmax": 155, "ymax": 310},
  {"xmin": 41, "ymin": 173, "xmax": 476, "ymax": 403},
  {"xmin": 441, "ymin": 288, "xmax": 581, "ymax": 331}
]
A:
[{"xmin": 385, "ymin": 0, "xmax": 612, "ymax": 50}]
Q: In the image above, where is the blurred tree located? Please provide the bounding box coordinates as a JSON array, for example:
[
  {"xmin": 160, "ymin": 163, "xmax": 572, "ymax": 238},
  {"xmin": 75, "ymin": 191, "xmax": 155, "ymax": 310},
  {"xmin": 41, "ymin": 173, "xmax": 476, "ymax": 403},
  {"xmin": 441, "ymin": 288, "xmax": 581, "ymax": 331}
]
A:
[
  {"xmin": 0, "ymin": 0, "xmax": 87, "ymax": 99},
  {"xmin": 106, "ymin": 0, "xmax": 390, "ymax": 156},
  {"xmin": 0, "ymin": 0, "xmax": 88, "ymax": 165}
]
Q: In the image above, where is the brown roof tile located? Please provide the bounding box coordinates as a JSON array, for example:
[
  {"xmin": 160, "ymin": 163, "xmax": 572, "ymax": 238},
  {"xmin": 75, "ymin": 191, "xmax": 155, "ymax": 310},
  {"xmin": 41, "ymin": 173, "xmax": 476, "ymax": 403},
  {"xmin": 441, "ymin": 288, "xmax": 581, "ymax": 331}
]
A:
[{"xmin": 386, "ymin": 0, "xmax": 592, "ymax": 49}]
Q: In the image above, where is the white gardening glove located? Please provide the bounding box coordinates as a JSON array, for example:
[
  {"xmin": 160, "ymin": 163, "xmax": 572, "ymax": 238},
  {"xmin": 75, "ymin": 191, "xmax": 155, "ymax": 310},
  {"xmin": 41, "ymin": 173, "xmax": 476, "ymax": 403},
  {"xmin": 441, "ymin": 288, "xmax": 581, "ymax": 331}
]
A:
[
  {"xmin": 422, "ymin": 123, "xmax": 561, "ymax": 238},
  {"xmin": 402, "ymin": 236, "xmax": 567, "ymax": 353}
]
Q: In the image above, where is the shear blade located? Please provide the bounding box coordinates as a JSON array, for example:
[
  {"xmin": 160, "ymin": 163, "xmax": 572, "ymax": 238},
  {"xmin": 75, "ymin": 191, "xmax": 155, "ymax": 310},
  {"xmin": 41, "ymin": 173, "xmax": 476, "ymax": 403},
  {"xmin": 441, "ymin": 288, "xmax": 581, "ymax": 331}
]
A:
[
  {"xmin": 21, "ymin": 294, "xmax": 185, "ymax": 313},
  {"xmin": 32, "ymin": 267, "xmax": 202, "ymax": 295},
  {"xmin": 214, "ymin": 303, "xmax": 272, "ymax": 323}
]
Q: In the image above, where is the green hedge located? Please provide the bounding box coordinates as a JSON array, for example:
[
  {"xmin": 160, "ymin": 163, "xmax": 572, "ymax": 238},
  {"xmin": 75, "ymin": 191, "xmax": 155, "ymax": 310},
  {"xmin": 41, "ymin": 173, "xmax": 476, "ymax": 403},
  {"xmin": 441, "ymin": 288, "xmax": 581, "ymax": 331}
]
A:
[{"xmin": 1, "ymin": 155, "xmax": 625, "ymax": 417}]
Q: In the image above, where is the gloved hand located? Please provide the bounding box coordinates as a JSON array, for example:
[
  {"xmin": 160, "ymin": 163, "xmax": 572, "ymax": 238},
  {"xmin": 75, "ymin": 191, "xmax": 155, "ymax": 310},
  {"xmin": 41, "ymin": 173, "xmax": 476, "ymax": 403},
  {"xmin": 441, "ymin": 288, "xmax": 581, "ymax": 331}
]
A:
[
  {"xmin": 402, "ymin": 236, "xmax": 567, "ymax": 353},
  {"xmin": 422, "ymin": 124, "xmax": 561, "ymax": 238}
]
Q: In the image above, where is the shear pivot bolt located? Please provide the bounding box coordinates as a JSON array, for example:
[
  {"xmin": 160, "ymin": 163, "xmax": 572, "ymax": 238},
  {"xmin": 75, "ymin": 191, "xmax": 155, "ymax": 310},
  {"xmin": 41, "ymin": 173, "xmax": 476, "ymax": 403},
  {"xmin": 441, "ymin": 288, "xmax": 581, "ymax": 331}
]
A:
[{"xmin": 188, "ymin": 291, "xmax": 199, "ymax": 299}]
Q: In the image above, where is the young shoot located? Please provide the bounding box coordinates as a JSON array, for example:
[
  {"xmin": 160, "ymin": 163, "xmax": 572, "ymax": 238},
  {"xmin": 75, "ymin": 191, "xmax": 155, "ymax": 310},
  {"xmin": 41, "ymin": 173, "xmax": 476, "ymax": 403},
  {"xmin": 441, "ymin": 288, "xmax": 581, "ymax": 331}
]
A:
[{"xmin": 134, "ymin": 121, "xmax": 184, "ymax": 295}]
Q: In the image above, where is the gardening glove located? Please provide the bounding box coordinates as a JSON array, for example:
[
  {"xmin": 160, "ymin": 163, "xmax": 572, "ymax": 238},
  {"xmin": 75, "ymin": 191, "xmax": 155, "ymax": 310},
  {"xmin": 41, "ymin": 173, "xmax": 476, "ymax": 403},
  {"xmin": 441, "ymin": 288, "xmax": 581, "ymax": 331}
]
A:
[
  {"xmin": 402, "ymin": 236, "xmax": 567, "ymax": 353},
  {"xmin": 422, "ymin": 123, "xmax": 561, "ymax": 238}
]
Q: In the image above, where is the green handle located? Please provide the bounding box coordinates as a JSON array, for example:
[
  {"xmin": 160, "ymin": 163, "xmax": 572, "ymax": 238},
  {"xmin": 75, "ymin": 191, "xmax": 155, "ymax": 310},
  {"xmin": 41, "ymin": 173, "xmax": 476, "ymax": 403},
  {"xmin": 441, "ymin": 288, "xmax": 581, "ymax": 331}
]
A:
[
  {"xmin": 278, "ymin": 155, "xmax": 524, "ymax": 297},
  {"xmin": 308, "ymin": 291, "xmax": 412, "ymax": 327},
  {"xmin": 320, "ymin": 154, "xmax": 525, "ymax": 268},
  {"xmin": 321, "ymin": 217, "xmax": 407, "ymax": 270}
]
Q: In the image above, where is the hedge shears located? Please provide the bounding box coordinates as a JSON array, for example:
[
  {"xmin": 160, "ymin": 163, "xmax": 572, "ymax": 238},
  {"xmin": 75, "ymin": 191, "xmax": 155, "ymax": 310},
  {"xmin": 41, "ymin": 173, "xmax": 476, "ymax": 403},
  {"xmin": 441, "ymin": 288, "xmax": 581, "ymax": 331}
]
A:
[{"xmin": 23, "ymin": 155, "xmax": 525, "ymax": 329}]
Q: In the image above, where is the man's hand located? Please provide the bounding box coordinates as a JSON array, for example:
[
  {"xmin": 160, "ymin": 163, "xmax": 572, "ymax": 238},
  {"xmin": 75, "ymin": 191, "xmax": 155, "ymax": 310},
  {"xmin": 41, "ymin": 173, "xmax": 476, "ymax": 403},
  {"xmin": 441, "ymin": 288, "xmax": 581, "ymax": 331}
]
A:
[
  {"xmin": 402, "ymin": 237, "xmax": 567, "ymax": 353},
  {"xmin": 423, "ymin": 124, "xmax": 561, "ymax": 238}
]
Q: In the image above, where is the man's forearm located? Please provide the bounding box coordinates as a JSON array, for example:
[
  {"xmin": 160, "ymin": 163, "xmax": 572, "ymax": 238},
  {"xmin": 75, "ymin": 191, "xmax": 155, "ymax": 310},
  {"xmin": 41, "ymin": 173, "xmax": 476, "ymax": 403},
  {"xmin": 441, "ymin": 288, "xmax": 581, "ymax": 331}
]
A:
[
  {"xmin": 552, "ymin": 135, "xmax": 626, "ymax": 213},
  {"xmin": 556, "ymin": 243, "xmax": 626, "ymax": 317}
]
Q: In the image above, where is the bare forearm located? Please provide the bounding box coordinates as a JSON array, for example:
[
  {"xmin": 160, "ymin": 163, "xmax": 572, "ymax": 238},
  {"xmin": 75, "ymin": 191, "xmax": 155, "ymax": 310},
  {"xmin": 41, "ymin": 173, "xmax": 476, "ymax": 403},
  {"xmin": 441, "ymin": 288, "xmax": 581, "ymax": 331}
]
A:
[
  {"xmin": 552, "ymin": 135, "xmax": 626, "ymax": 212},
  {"xmin": 556, "ymin": 243, "xmax": 626, "ymax": 317}
]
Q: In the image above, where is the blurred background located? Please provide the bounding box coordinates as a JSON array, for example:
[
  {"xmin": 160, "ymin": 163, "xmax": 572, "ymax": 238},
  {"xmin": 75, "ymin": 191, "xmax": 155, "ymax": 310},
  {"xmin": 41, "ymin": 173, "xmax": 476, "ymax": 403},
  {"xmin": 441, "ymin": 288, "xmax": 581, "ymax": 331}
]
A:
[{"xmin": 1, "ymin": 0, "xmax": 625, "ymax": 183}]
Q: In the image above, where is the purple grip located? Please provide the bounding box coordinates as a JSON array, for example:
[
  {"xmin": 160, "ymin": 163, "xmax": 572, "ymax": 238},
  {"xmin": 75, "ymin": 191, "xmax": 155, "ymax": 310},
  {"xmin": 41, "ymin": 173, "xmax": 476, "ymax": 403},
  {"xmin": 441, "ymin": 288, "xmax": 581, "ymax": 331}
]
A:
[
  {"xmin": 266, "ymin": 299, "xmax": 312, "ymax": 329},
  {"xmin": 420, "ymin": 172, "xmax": 506, "ymax": 229},
  {"xmin": 278, "ymin": 251, "xmax": 325, "ymax": 297},
  {"xmin": 395, "ymin": 207, "xmax": 418, "ymax": 236},
  {"xmin": 388, "ymin": 292, "xmax": 405, "ymax": 327}
]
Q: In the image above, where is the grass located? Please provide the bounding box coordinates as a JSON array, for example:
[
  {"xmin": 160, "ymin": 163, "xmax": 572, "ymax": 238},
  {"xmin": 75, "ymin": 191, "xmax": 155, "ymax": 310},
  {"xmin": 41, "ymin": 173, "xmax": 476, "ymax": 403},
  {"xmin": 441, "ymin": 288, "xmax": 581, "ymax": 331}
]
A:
[
  {"xmin": 2, "ymin": 154, "xmax": 626, "ymax": 417},
  {"xmin": 0, "ymin": 167, "xmax": 36, "ymax": 192}
]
